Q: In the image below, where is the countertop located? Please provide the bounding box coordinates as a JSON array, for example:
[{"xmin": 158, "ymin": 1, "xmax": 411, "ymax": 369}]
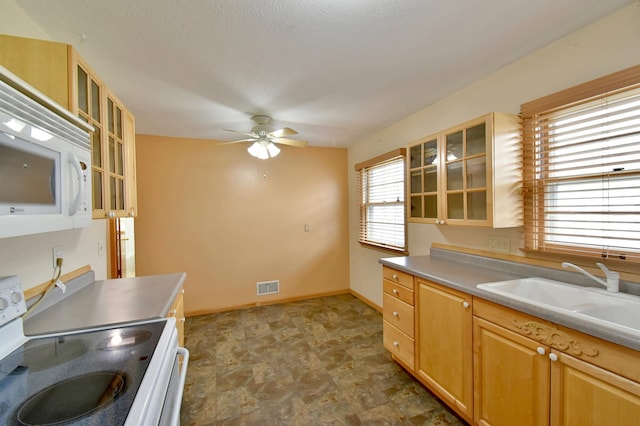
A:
[
  {"xmin": 379, "ymin": 251, "xmax": 640, "ymax": 351},
  {"xmin": 23, "ymin": 272, "xmax": 186, "ymax": 335}
]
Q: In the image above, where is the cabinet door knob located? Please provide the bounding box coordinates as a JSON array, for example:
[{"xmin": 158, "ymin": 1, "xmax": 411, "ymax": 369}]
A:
[
  {"xmin": 392, "ymin": 274, "xmax": 398, "ymax": 280},
  {"xmin": 393, "ymin": 341, "xmax": 399, "ymax": 348},
  {"xmin": 393, "ymin": 311, "xmax": 399, "ymax": 318},
  {"xmin": 549, "ymin": 353, "xmax": 558, "ymax": 362},
  {"xmin": 536, "ymin": 347, "xmax": 546, "ymax": 355},
  {"xmin": 462, "ymin": 301, "xmax": 470, "ymax": 309},
  {"xmin": 392, "ymin": 288, "xmax": 399, "ymax": 295}
]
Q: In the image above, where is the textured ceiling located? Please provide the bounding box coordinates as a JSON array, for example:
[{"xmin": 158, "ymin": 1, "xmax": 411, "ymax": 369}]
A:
[{"xmin": 15, "ymin": 0, "xmax": 632, "ymax": 147}]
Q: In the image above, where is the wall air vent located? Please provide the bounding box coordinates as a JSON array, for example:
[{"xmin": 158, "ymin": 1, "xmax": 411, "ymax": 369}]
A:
[{"xmin": 257, "ymin": 280, "xmax": 279, "ymax": 296}]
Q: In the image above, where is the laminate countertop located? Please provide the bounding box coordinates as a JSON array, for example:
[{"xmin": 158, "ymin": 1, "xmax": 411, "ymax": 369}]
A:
[
  {"xmin": 23, "ymin": 272, "xmax": 186, "ymax": 336},
  {"xmin": 380, "ymin": 250, "xmax": 640, "ymax": 351}
]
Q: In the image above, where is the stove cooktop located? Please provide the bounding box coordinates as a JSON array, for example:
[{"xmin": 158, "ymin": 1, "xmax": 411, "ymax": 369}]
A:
[{"xmin": 0, "ymin": 320, "xmax": 166, "ymax": 426}]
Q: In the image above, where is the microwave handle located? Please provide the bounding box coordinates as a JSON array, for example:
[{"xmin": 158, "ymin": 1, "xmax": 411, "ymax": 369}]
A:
[{"xmin": 68, "ymin": 153, "xmax": 85, "ymax": 215}]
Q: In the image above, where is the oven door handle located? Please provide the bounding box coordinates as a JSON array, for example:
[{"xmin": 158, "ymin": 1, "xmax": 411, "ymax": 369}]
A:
[{"xmin": 169, "ymin": 346, "xmax": 190, "ymax": 426}]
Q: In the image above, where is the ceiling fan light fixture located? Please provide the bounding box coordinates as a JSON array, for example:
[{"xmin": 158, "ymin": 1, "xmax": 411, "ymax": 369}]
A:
[
  {"xmin": 266, "ymin": 141, "xmax": 280, "ymax": 158},
  {"xmin": 247, "ymin": 139, "xmax": 280, "ymax": 160}
]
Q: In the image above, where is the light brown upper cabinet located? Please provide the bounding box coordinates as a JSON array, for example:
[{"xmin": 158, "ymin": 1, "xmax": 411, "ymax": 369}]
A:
[
  {"xmin": 408, "ymin": 113, "xmax": 521, "ymax": 227},
  {"xmin": 0, "ymin": 34, "xmax": 137, "ymax": 219}
]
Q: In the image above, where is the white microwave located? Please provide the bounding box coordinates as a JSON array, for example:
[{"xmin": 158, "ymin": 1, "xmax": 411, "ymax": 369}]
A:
[{"xmin": 0, "ymin": 66, "xmax": 93, "ymax": 238}]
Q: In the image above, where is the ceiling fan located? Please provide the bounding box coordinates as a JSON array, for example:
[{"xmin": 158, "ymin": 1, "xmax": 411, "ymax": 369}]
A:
[{"xmin": 220, "ymin": 115, "xmax": 308, "ymax": 159}]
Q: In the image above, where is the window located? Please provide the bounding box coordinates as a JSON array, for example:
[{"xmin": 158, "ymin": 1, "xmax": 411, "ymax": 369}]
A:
[
  {"xmin": 355, "ymin": 149, "xmax": 407, "ymax": 253},
  {"xmin": 521, "ymin": 65, "xmax": 640, "ymax": 262}
]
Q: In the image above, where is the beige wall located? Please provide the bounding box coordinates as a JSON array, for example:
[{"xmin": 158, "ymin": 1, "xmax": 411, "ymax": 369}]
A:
[
  {"xmin": 348, "ymin": 3, "xmax": 640, "ymax": 307},
  {"xmin": 135, "ymin": 135, "xmax": 350, "ymax": 315},
  {"xmin": 0, "ymin": 0, "xmax": 108, "ymax": 290}
]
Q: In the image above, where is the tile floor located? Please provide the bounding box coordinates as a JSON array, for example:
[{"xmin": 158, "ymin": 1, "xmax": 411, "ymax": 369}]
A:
[{"xmin": 180, "ymin": 293, "xmax": 466, "ymax": 425}]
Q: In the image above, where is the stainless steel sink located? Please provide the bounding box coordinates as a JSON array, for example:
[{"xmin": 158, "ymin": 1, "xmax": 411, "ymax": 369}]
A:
[{"xmin": 477, "ymin": 278, "xmax": 640, "ymax": 339}]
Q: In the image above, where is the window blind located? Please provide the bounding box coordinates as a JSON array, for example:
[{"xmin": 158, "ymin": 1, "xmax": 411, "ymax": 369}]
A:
[
  {"xmin": 356, "ymin": 149, "xmax": 406, "ymax": 253},
  {"xmin": 522, "ymin": 75, "xmax": 640, "ymax": 262}
]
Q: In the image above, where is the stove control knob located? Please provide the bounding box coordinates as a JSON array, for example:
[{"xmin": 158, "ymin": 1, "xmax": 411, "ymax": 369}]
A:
[
  {"xmin": 11, "ymin": 291, "xmax": 22, "ymax": 304},
  {"xmin": 0, "ymin": 298, "xmax": 8, "ymax": 311}
]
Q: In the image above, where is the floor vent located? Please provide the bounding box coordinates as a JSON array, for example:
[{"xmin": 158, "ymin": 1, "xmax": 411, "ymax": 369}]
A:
[{"xmin": 257, "ymin": 280, "xmax": 279, "ymax": 296}]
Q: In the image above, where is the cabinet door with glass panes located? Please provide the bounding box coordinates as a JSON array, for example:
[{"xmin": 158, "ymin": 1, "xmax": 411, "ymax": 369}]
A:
[
  {"xmin": 408, "ymin": 113, "xmax": 521, "ymax": 228},
  {"xmin": 73, "ymin": 54, "xmax": 110, "ymax": 218},
  {"xmin": 106, "ymin": 92, "xmax": 128, "ymax": 216},
  {"xmin": 442, "ymin": 116, "xmax": 490, "ymax": 225},
  {"xmin": 409, "ymin": 136, "xmax": 440, "ymax": 223}
]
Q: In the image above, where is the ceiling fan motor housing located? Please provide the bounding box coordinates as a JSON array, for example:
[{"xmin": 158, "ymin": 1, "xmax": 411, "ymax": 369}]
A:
[{"xmin": 251, "ymin": 115, "xmax": 273, "ymax": 137}]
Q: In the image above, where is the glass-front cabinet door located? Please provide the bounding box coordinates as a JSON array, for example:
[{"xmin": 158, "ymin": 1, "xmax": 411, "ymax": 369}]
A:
[
  {"xmin": 74, "ymin": 58, "xmax": 109, "ymax": 218},
  {"xmin": 409, "ymin": 136, "xmax": 440, "ymax": 222},
  {"xmin": 107, "ymin": 94, "xmax": 126, "ymax": 213},
  {"xmin": 443, "ymin": 120, "xmax": 488, "ymax": 223}
]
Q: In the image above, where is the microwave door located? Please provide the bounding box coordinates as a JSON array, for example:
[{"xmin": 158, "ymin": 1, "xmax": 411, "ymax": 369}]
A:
[{"xmin": 0, "ymin": 132, "xmax": 60, "ymax": 215}]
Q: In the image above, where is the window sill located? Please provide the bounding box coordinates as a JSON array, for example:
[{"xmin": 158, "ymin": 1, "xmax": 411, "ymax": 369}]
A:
[{"xmin": 358, "ymin": 241, "xmax": 408, "ymax": 256}]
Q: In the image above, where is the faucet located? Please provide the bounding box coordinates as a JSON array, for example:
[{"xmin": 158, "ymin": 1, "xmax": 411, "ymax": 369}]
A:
[{"xmin": 561, "ymin": 262, "xmax": 619, "ymax": 293}]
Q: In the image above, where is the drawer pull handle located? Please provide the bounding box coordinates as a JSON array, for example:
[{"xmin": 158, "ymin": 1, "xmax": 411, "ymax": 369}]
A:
[
  {"xmin": 462, "ymin": 301, "xmax": 470, "ymax": 309},
  {"xmin": 392, "ymin": 289, "xmax": 399, "ymax": 295},
  {"xmin": 393, "ymin": 341, "xmax": 399, "ymax": 348},
  {"xmin": 392, "ymin": 274, "xmax": 398, "ymax": 280},
  {"xmin": 536, "ymin": 347, "xmax": 546, "ymax": 355},
  {"xmin": 393, "ymin": 311, "xmax": 399, "ymax": 318},
  {"xmin": 549, "ymin": 353, "xmax": 558, "ymax": 362}
]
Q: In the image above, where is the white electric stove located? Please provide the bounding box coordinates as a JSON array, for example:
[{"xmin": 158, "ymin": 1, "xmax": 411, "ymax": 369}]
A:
[{"xmin": 0, "ymin": 276, "xmax": 188, "ymax": 425}]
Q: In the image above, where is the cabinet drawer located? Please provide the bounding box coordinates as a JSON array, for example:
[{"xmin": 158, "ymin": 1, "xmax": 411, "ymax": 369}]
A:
[
  {"xmin": 383, "ymin": 321, "xmax": 415, "ymax": 370},
  {"xmin": 383, "ymin": 279, "xmax": 414, "ymax": 305},
  {"xmin": 383, "ymin": 293, "xmax": 414, "ymax": 337},
  {"xmin": 383, "ymin": 266, "xmax": 413, "ymax": 289}
]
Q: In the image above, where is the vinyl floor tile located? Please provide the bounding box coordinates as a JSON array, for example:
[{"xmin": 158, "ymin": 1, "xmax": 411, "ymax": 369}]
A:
[{"xmin": 180, "ymin": 294, "xmax": 466, "ymax": 425}]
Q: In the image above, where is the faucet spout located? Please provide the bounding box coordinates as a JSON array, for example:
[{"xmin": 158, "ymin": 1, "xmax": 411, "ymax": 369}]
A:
[{"xmin": 561, "ymin": 262, "xmax": 619, "ymax": 293}]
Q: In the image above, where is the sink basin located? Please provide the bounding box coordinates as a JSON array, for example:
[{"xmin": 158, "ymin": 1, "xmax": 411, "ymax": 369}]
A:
[{"xmin": 477, "ymin": 278, "xmax": 640, "ymax": 339}]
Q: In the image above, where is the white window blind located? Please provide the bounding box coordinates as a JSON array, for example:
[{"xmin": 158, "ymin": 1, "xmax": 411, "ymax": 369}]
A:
[
  {"xmin": 356, "ymin": 149, "xmax": 407, "ymax": 253},
  {"xmin": 522, "ymin": 71, "xmax": 640, "ymax": 262}
]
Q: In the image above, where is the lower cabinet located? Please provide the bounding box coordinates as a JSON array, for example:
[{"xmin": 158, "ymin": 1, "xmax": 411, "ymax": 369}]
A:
[
  {"xmin": 416, "ymin": 279, "xmax": 473, "ymax": 422},
  {"xmin": 473, "ymin": 316, "xmax": 550, "ymax": 426},
  {"xmin": 167, "ymin": 287, "xmax": 185, "ymax": 347},
  {"xmin": 473, "ymin": 298, "xmax": 640, "ymax": 426},
  {"xmin": 550, "ymin": 349, "xmax": 640, "ymax": 425},
  {"xmin": 381, "ymin": 267, "xmax": 640, "ymax": 426}
]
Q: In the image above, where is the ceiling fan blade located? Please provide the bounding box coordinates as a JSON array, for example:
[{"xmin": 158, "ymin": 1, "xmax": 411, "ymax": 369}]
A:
[
  {"xmin": 223, "ymin": 129, "xmax": 258, "ymax": 138},
  {"xmin": 273, "ymin": 138, "xmax": 308, "ymax": 148},
  {"xmin": 218, "ymin": 138, "xmax": 256, "ymax": 145},
  {"xmin": 268, "ymin": 127, "xmax": 297, "ymax": 138}
]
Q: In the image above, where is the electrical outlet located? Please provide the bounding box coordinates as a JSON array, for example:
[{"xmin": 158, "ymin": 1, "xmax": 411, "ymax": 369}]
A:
[
  {"xmin": 489, "ymin": 236, "xmax": 511, "ymax": 253},
  {"xmin": 52, "ymin": 246, "xmax": 63, "ymax": 267}
]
